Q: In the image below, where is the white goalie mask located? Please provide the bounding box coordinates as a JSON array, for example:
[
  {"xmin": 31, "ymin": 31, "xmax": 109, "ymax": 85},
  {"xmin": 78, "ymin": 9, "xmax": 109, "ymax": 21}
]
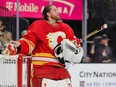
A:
[{"xmin": 54, "ymin": 39, "xmax": 83, "ymax": 65}]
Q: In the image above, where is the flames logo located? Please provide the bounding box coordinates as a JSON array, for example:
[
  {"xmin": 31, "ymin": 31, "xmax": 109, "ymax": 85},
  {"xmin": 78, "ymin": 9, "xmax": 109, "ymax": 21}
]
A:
[{"xmin": 46, "ymin": 31, "xmax": 66, "ymax": 49}]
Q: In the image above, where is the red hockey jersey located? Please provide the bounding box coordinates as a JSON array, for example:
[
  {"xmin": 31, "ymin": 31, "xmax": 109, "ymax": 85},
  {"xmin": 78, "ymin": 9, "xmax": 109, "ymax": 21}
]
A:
[{"xmin": 19, "ymin": 20, "xmax": 80, "ymax": 66}]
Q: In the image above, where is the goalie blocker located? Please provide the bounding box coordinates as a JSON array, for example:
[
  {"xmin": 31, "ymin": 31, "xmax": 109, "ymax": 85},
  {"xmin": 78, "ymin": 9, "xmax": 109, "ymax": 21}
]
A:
[{"xmin": 54, "ymin": 39, "xmax": 83, "ymax": 68}]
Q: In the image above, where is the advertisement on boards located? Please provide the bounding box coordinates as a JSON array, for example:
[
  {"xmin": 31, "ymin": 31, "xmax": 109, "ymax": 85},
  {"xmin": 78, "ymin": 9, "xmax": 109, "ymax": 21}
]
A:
[{"xmin": 68, "ymin": 64, "xmax": 116, "ymax": 87}]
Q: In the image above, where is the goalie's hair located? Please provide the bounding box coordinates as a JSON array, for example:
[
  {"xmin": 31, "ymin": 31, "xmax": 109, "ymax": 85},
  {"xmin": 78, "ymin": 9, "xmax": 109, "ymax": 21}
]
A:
[{"xmin": 42, "ymin": 5, "xmax": 53, "ymax": 20}]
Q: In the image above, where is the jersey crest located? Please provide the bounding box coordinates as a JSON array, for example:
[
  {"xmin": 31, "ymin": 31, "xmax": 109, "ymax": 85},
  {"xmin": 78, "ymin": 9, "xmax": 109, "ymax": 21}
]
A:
[{"xmin": 46, "ymin": 31, "xmax": 66, "ymax": 49}]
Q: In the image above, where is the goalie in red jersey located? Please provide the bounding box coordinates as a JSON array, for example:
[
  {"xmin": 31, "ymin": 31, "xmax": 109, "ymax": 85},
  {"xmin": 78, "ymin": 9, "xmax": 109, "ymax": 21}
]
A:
[{"xmin": 11, "ymin": 5, "xmax": 83, "ymax": 87}]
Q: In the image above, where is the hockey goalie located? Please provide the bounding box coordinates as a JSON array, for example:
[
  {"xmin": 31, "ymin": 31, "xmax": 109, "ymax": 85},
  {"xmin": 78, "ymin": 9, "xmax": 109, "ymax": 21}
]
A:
[
  {"xmin": 2, "ymin": 5, "xmax": 84, "ymax": 87},
  {"xmin": 1, "ymin": 38, "xmax": 83, "ymax": 87}
]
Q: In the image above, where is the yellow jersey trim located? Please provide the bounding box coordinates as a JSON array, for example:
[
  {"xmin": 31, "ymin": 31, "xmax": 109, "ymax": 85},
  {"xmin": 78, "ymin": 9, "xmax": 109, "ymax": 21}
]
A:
[{"xmin": 32, "ymin": 53, "xmax": 55, "ymax": 58}]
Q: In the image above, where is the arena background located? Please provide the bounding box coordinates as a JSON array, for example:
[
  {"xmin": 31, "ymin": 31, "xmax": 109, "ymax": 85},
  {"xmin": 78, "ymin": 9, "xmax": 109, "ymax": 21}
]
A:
[
  {"xmin": 0, "ymin": 0, "xmax": 116, "ymax": 60},
  {"xmin": 27, "ymin": 0, "xmax": 116, "ymax": 61},
  {"xmin": 0, "ymin": 0, "xmax": 116, "ymax": 87}
]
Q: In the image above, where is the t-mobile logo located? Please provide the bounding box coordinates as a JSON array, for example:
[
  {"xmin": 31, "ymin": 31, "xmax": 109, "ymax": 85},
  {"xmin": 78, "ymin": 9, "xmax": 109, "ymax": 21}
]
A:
[{"xmin": 6, "ymin": 2, "xmax": 13, "ymax": 11}]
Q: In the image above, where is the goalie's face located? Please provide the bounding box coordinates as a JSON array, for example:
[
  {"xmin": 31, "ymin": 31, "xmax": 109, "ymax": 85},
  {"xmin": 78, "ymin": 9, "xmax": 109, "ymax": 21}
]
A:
[{"xmin": 47, "ymin": 5, "xmax": 60, "ymax": 22}]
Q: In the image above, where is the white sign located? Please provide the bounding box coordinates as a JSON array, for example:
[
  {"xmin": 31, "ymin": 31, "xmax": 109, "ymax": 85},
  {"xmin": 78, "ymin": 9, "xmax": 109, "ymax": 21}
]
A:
[{"xmin": 68, "ymin": 64, "xmax": 116, "ymax": 87}]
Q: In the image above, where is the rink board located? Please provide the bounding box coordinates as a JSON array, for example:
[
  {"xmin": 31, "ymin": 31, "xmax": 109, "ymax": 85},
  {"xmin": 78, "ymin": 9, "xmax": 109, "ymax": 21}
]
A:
[{"xmin": 68, "ymin": 64, "xmax": 116, "ymax": 87}]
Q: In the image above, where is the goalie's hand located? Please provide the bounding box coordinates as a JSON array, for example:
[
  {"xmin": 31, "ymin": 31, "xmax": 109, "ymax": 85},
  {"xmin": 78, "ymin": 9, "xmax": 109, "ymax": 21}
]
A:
[{"xmin": 2, "ymin": 43, "xmax": 17, "ymax": 55}]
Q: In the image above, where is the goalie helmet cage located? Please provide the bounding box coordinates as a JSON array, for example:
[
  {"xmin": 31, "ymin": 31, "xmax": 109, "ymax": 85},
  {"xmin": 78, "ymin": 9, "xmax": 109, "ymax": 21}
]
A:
[{"xmin": 0, "ymin": 55, "xmax": 31, "ymax": 87}]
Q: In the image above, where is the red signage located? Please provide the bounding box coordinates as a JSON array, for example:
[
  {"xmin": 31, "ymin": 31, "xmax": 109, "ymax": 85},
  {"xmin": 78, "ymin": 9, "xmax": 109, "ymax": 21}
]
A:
[{"xmin": 0, "ymin": 0, "xmax": 82, "ymax": 20}]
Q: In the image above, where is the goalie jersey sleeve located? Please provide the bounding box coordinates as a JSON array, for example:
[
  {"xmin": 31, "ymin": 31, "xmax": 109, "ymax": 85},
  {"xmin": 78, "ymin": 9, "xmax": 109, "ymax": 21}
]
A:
[{"xmin": 18, "ymin": 21, "xmax": 38, "ymax": 55}]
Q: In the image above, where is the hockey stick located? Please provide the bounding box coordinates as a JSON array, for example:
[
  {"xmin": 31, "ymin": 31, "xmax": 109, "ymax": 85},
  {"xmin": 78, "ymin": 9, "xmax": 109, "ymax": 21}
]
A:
[{"xmin": 83, "ymin": 24, "xmax": 108, "ymax": 40}]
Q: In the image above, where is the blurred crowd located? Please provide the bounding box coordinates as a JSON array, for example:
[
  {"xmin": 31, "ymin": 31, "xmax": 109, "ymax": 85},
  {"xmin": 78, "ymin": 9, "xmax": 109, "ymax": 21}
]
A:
[
  {"xmin": 0, "ymin": 19, "xmax": 27, "ymax": 54},
  {"xmin": 85, "ymin": 34, "xmax": 113, "ymax": 63},
  {"xmin": 0, "ymin": 19, "xmax": 11, "ymax": 53}
]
